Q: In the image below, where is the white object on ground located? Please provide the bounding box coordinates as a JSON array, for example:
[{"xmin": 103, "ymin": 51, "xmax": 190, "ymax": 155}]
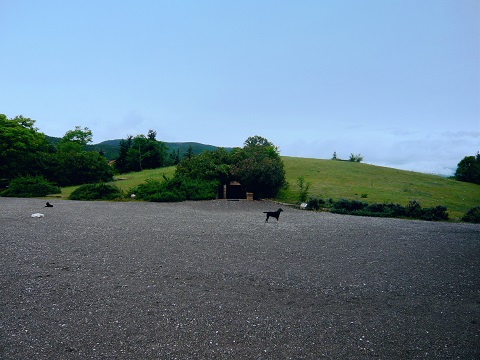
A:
[{"xmin": 31, "ymin": 213, "xmax": 45, "ymax": 218}]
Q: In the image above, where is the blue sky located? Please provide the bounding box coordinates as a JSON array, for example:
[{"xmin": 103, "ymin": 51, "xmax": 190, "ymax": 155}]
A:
[{"xmin": 1, "ymin": 0, "xmax": 478, "ymax": 175}]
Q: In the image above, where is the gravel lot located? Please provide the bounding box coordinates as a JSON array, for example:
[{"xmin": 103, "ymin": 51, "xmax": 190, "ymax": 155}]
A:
[{"xmin": 1, "ymin": 197, "xmax": 479, "ymax": 359}]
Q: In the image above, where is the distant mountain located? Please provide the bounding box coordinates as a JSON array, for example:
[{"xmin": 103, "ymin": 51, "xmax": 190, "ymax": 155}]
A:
[
  {"xmin": 164, "ymin": 141, "xmax": 233, "ymax": 159},
  {"xmin": 46, "ymin": 136, "xmax": 233, "ymax": 161},
  {"xmin": 45, "ymin": 135, "xmax": 62, "ymax": 145}
]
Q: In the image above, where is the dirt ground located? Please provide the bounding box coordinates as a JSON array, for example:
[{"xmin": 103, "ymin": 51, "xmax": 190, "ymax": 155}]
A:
[{"xmin": 1, "ymin": 197, "xmax": 479, "ymax": 359}]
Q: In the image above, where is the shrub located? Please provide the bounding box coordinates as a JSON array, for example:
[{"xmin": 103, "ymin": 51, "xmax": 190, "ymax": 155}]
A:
[
  {"xmin": 384, "ymin": 203, "xmax": 407, "ymax": 217},
  {"xmin": 147, "ymin": 190, "xmax": 185, "ymax": 202},
  {"xmin": 328, "ymin": 198, "xmax": 448, "ymax": 221},
  {"xmin": 133, "ymin": 179, "xmax": 180, "ymax": 202},
  {"xmin": 418, "ymin": 205, "xmax": 449, "ymax": 221},
  {"xmin": 184, "ymin": 178, "xmax": 219, "ymax": 200},
  {"xmin": 462, "ymin": 206, "xmax": 480, "ymax": 223},
  {"xmin": 405, "ymin": 200, "xmax": 421, "ymax": 218},
  {"xmin": 132, "ymin": 176, "xmax": 219, "ymax": 202},
  {"xmin": 306, "ymin": 196, "xmax": 325, "ymax": 210},
  {"xmin": 333, "ymin": 199, "xmax": 367, "ymax": 212},
  {"xmin": 1, "ymin": 176, "xmax": 60, "ymax": 197},
  {"xmin": 349, "ymin": 153, "xmax": 364, "ymax": 162},
  {"xmin": 405, "ymin": 201, "xmax": 448, "ymax": 221},
  {"xmin": 69, "ymin": 183, "xmax": 122, "ymax": 200}
]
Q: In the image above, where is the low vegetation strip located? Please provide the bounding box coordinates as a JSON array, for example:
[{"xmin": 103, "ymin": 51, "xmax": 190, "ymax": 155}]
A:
[{"xmin": 332, "ymin": 200, "xmax": 449, "ymax": 221}]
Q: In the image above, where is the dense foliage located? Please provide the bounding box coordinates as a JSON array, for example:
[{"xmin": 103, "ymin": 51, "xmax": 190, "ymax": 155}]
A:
[
  {"xmin": 133, "ymin": 136, "xmax": 286, "ymax": 202},
  {"xmin": 0, "ymin": 175, "xmax": 60, "ymax": 197},
  {"xmin": 462, "ymin": 206, "xmax": 480, "ymax": 224},
  {"xmin": 455, "ymin": 152, "xmax": 480, "ymax": 185},
  {"xmin": 0, "ymin": 115, "xmax": 113, "ymax": 191},
  {"xmin": 175, "ymin": 148, "xmax": 231, "ymax": 183},
  {"xmin": 1, "ymin": 114, "xmax": 285, "ymax": 200},
  {"xmin": 115, "ymin": 130, "xmax": 168, "ymax": 173},
  {"xmin": 69, "ymin": 183, "xmax": 122, "ymax": 200},
  {"xmin": 230, "ymin": 136, "xmax": 286, "ymax": 198},
  {"xmin": 306, "ymin": 197, "xmax": 449, "ymax": 221},
  {"xmin": 132, "ymin": 176, "xmax": 219, "ymax": 202},
  {"xmin": 0, "ymin": 114, "xmax": 54, "ymax": 180}
]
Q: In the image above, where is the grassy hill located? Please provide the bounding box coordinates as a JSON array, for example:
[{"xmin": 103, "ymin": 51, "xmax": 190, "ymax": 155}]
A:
[
  {"xmin": 277, "ymin": 157, "xmax": 479, "ymax": 221},
  {"xmin": 58, "ymin": 156, "xmax": 479, "ymax": 221}
]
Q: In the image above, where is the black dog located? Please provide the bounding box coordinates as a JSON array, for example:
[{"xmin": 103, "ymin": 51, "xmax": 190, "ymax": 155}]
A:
[
  {"xmin": 264, "ymin": 208, "xmax": 283, "ymax": 222},
  {"xmin": 45, "ymin": 202, "xmax": 53, "ymax": 207}
]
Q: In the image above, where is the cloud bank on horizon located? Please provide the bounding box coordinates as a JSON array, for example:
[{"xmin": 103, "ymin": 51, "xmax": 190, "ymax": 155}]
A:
[{"xmin": 1, "ymin": 0, "xmax": 478, "ymax": 176}]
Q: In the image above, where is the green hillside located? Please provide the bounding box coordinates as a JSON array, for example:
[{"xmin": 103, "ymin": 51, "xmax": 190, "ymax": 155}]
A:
[
  {"xmin": 277, "ymin": 156, "xmax": 479, "ymax": 221},
  {"xmin": 58, "ymin": 156, "xmax": 479, "ymax": 221}
]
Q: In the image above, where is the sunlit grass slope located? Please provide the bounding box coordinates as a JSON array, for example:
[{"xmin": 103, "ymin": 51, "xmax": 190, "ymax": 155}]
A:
[{"xmin": 277, "ymin": 156, "xmax": 480, "ymax": 220}]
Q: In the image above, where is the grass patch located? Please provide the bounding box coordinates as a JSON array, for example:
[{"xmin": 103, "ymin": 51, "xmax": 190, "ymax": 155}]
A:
[{"xmin": 277, "ymin": 157, "xmax": 480, "ymax": 221}]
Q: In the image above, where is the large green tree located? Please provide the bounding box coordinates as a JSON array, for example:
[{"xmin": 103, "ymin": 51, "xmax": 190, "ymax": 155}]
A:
[
  {"xmin": 175, "ymin": 148, "xmax": 231, "ymax": 184},
  {"xmin": 174, "ymin": 136, "xmax": 286, "ymax": 199},
  {"xmin": 53, "ymin": 126, "xmax": 113, "ymax": 186},
  {"xmin": 115, "ymin": 130, "xmax": 168, "ymax": 173},
  {"xmin": 0, "ymin": 114, "xmax": 53, "ymax": 180},
  {"xmin": 455, "ymin": 152, "xmax": 480, "ymax": 185},
  {"xmin": 60, "ymin": 126, "xmax": 93, "ymax": 146},
  {"xmin": 230, "ymin": 136, "xmax": 286, "ymax": 198},
  {"xmin": 0, "ymin": 115, "xmax": 113, "ymax": 187}
]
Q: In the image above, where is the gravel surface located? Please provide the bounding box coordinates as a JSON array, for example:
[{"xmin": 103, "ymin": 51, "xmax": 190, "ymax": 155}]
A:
[{"xmin": 1, "ymin": 197, "xmax": 479, "ymax": 359}]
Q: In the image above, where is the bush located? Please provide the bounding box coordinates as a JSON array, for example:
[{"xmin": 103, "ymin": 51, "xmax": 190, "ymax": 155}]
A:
[
  {"xmin": 384, "ymin": 203, "xmax": 407, "ymax": 217},
  {"xmin": 365, "ymin": 203, "xmax": 385, "ymax": 213},
  {"xmin": 1, "ymin": 176, "xmax": 60, "ymax": 197},
  {"xmin": 405, "ymin": 201, "xmax": 448, "ymax": 221},
  {"xmin": 306, "ymin": 196, "xmax": 325, "ymax": 210},
  {"xmin": 349, "ymin": 153, "xmax": 364, "ymax": 162},
  {"xmin": 405, "ymin": 200, "xmax": 422, "ymax": 218},
  {"xmin": 418, "ymin": 205, "xmax": 449, "ymax": 221},
  {"xmin": 329, "ymin": 198, "xmax": 448, "ymax": 221},
  {"xmin": 69, "ymin": 183, "xmax": 122, "ymax": 200},
  {"xmin": 333, "ymin": 199, "xmax": 368, "ymax": 212},
  {"xmin": 184, "ymin": 178, "xmax": 219, "ymax": 200},
  {"xmin": 147, "ymin": 190, "xmax": 185, "ymax": 202},
  {"xmin": 462, "ymin": 206, "xmax": 480, "ymax": 223},
  {"xmin": 132, "ymin": 176, "xmax": 219, "ymax": 202}
]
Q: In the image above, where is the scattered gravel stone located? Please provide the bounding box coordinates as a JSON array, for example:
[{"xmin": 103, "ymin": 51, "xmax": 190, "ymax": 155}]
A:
[{"xmin": 1, "ymin": 197, "xmax": 479, "ymax": 359}]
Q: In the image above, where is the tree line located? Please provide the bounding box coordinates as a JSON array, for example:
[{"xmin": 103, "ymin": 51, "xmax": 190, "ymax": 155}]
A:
[
  {"xmin": 0, "ymin": 115, "xmax": 287, "ymax": 199},
  {"xmin": 0, "ymin": 115, "xmax": 112, "ymax": 187}
]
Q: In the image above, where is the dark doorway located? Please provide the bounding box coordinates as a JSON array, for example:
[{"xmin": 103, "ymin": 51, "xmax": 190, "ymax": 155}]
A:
[{"xmin": 224, "ymin": 181, "xmax": 246, "ymax": 199}]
